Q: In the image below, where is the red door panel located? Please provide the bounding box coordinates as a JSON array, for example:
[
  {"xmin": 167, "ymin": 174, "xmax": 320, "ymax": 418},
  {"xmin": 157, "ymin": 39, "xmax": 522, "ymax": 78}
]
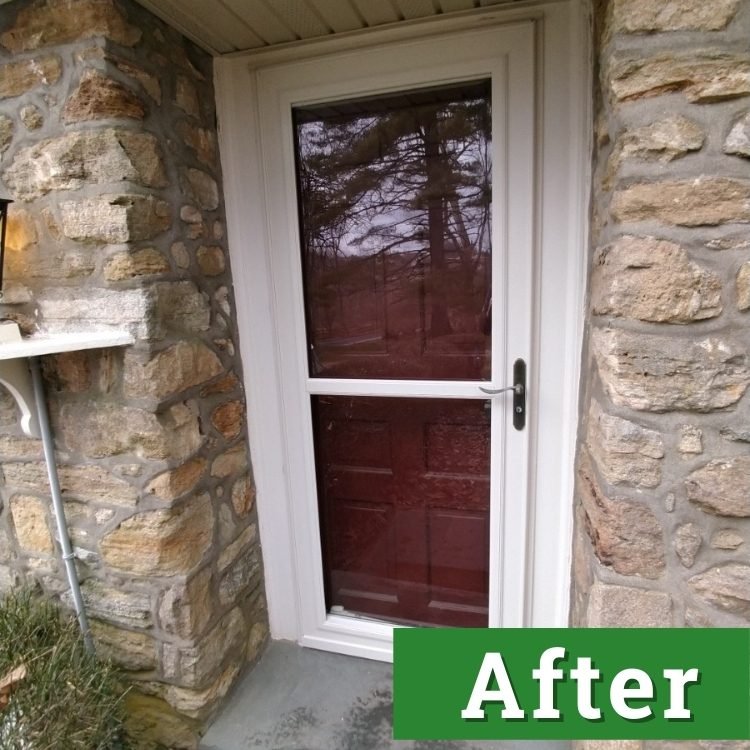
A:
[{"xmin": 313, "ymin": 396, "xmax": 490, "ymax": 626}]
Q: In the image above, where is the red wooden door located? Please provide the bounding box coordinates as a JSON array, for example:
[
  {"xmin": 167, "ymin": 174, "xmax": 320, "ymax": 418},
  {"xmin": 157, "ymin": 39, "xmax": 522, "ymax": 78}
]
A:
[{"xmin": 294, "ymin": 80, "xmax": 493, "ymax": 627}]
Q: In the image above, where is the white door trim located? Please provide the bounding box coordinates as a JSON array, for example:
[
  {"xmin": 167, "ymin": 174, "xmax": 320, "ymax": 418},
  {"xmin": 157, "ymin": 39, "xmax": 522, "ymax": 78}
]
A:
[{"xmin": 215, "ymin": 0, "xmax": 590, "ymax": 657}]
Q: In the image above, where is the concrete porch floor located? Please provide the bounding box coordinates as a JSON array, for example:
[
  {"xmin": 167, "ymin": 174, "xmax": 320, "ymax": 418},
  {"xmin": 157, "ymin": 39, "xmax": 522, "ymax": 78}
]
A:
[{"xmin": 201, "ymin": 641, "xmax": 571, "ymax": 750}]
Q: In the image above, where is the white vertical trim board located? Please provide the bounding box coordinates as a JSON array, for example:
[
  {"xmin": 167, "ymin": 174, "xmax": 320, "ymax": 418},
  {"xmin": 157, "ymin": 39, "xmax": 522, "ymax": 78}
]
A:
[{"xmin": 215, "ymin": 0, "xmax": 588, "ymax": 657}]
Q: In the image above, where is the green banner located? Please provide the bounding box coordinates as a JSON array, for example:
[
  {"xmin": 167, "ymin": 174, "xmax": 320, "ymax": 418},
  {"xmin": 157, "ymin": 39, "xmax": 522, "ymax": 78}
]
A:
[{"xmin": 393, "ymin": 628, "xmax": 750, "ymax": 740}]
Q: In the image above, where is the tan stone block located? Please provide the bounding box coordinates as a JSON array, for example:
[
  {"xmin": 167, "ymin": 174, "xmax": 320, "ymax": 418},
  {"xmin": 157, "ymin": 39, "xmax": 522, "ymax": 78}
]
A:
[
  {"xmin": 47, "ymin": 351, "xmax": 91, "ymax": 393},
  {"xmin": 674, "ymin": 522, "xmax": 702, "ymax": 568},
  {"xmin": 0, "ymin": 56, "xmax": 61, "ymax": 99},
  {"xmin": 146, "ymin": 458, "xmax": 207, "ymax": 503},
  {"xmin": 218, "ymin": 524, "xmax": 257, "ymax": 573},
  {"xmin": 678, "ymin": 425, "xmax": 703, "ymax": 455},
  {"xmin": 104, "ymin": 247, "xmax": 170, "ymax": 281},
  {"xmin": 219, "ymin": 538, "xmax": 259, "ymax": 606},
  {"xmin": 162, "ymin": 663, "xmax": 241, "ymax": 720},
  {"xmin": 609, "ymin": 52, "xmax": 750, "ymax": 103},
  {"xmin": 214, "ymin": 286, "xmax": 231, "ymax": 316},
  {"xmin": 592, "ymin": 328, "xmax": 750, "ymax": 412},
  {"xmin": 124, "ymin": 341, "xmax": 223, "ymax": 400},
  {"xmin": 90, "ymin": 620, "xmax": 157, "ymax": 671},
  {"xmin": 725, "ymin": 111, "xmax": 750, "ymax": 158},
  {"xmin": 211, "ymin": 442, "xmax": 248, "ymax": 478},
  {"xmin": 38, "ymin": 288, "xmax": 148, "ymax": 336},
  {"xmin": 0, "ymin": 435, "xmax": 43, "ymax": 459},
  {"xmin": 616, "ymin": 116, "xmax": 704, "ymax": 163},
  {"xmin": 71, "ymin": 579, "xmax": 152, "ymax": 628},
  {"xmin": 586, "ymin": 399, "xmax": 663, "ymax": 488},
  {"xmin": 711, "ymin": 529, "xmax": 744, "ymax": 550},
  {"xmin": 689, "ymin": 564, "xmax": 750, "ymax": 620},
  {"xmin": 217, "ymin": 502, "xmax": 234, "ymax": 544},
  {"xmin": 612, "ymin": 178, "xmax": 750, "ymax": 227},
  {"xmin": 114, "ymin": 59, "xmax": 161, "ymax": 104},
  {"xmin": 202, "ymin": 372, "xmax": 239, "ymax": 397},
  {"xmin": 5, "ymin": 130, "xmax": 167, "ymax": 200},
  {"xmin": 737, "ymin": 262, "xmax": 750, "ymax": 311},
  {"xmin": 63, "ymin": 69, "xmax": 145, "ymax": 122},
  {"xmin": 58, "ymin": 401, "xmax": 203, "ymax": 461},
  {"xmin": 1, "ymin": 0, "xmax": 140, "ymax": 52},
  {"xmin": 175, "ymin": 75, "xmax": 200, "ymax": 118},
  {"xmin": 124, "ymin": 691, "xmax": 200, "ymax": 750},
  {"xmin": 178, "ymin": 121, "xmax": 217, "ymax": 166},
  {"xmin": 19, "ymin": 105, "xmax": 43, "ymax": 130},
  {"xmin": 174, "ymin": 608, "xmax": 245, "ymax": 688},
  {"xmin": 180, "ymin": 205, "xmax": 201, "ymax": 224},
  {"xmin": 612, "ymin": 0, "xmax": 740, "ymax": 32},
  {"xmin": 9, "ymin": 245, "xmax": 95, "ymax": 281},
  {"xmin": 10, "ymin": 495, "xmax": 53, "ymax": 554},
  {"xmin": 150, "ymin": 281, "xmax": 211, "ymax": 335},
  {"xmin": 2, "ymin": 461, "xmax": 137, "ymax": 506},
  {"xmin": 171, "ymin": 241, "xmax": 191, "ymax": 269},
  {"xmin": 158, "ymin": 566, "xmax": 213, "ymax": 639},
  {"xmin": 60, "ymin": 193, "xmax": 170, "ymax": 243},
  {"xmin": 101, "ymin": 494, "xmax": 213, "ymax": 576},
  {"xmin": 0, "ymin": 115, "xmax": 12, "ymax": 154},
  {"xmin": 231, "ymin": 473, "xmax": 255, "ymax": 517},
  {"xmin": 578, "ymin": 453, "xmax": 665, "ymax": 578},
  {"xmin": 686, "ymin": 456, "xmax": 750, "ymax": 517},
  {"xmin": 586, "ymin": 580, "xmax": 672, "ymax": 627},
  {"xmin": 184, "ymin": 168, "xmax": 219, "ymax": 210},
  {"xmin": 211, "ymin": 400, "xmax": 244, "ymax": 440},
  {"xmin": 196, "ymin": 245, "xmax": 226, "ymax": 276},
  {"xmin": 591, "ymin": 237, "xmax": 721, "ymax": 323}
]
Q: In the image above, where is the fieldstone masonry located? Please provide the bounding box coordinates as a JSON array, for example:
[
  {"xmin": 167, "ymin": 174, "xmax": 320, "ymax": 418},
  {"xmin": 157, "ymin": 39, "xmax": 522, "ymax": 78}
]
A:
[
  {"xmin": 1, "ymin": 0, "xmax": 749, "ymax": 746},
  {"xmin": 575, "ymin": 0, "xmax": 750, "ymax": 724},
  {"xmin": 0, "ymin": 0, "xmax": 266, "ymax": 747}
]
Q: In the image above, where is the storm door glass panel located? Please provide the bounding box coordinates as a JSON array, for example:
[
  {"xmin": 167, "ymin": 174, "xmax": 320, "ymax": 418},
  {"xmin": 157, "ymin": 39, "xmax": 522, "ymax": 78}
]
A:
[
  {"xmin": 294, "ymin": 81, "xmax": 492, "ymax": 381},
  {"xmin": 312, "ymin": 395, "xmax": 490, "ymax": 627}
]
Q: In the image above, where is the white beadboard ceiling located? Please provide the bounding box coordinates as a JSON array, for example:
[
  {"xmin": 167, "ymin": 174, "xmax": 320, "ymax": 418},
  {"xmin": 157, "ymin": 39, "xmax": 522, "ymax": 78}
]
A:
[{"xmin": 135, "ymin": 0, "xmax": 524, "ymax": 56}]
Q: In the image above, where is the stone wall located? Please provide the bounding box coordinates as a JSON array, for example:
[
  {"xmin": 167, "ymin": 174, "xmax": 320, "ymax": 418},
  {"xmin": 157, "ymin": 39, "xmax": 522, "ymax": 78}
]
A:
[
  {"xmin": 574, "ymin": 0, "xmax": 750, "ymax": 643},
  {"xmin": 0, "ymin": 0, "xmax": 267, "ymax": 746}
]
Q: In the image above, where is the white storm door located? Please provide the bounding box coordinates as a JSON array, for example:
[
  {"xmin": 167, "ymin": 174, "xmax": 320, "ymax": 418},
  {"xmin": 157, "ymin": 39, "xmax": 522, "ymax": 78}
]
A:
[{"xmin": 257, "ymin": 21, "xmax": 535, "ymax": 660}]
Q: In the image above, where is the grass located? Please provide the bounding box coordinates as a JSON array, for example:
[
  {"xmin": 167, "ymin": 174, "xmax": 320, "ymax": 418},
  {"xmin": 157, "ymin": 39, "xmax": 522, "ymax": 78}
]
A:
[{"xmin": 0, "ymin": 589, "xmax": 131, "ymax": 750}]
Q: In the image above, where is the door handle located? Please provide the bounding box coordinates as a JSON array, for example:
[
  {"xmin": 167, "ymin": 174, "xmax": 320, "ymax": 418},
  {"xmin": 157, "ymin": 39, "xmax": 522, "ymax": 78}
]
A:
[
  {"xmin": 479, "ymin": 384, "xmax": 524, "ymax": 396},
  {"xmin": 478, "ymin": 358, "xmax": 526, "ymax": 431}
]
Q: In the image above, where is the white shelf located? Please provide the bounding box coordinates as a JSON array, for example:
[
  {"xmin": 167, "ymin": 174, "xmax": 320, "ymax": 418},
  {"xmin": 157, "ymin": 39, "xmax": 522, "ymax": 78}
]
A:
[
  {"xmin": 0, "ymin": 330, "xmax": 135, "ymax": 361},
  {"xmin": 0, "ymin": 327, "xmax": 135, "ymax": 438}
]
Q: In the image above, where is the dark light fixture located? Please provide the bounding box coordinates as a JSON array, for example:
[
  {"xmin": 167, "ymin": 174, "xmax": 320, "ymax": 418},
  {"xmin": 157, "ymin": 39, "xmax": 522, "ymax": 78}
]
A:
[{"xmin": 0, "ymin": 195, "xmax": 13, "ymax": 301}]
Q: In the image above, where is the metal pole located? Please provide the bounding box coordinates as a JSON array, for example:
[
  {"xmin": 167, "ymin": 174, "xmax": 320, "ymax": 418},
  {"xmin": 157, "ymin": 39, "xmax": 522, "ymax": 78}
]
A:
[{"xmin": 28, "ymin": 356, "xmax": 94, "ymax": 654}]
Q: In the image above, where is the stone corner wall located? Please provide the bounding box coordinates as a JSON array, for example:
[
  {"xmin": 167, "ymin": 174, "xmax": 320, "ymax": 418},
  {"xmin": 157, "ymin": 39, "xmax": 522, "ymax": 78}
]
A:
[
  {"xmin": 0, "ymin": 0, "xmax": 268, "ymax": 746},
  {"xmin": 572, "ymin": 0, "xmax": 750, "ymax": 658}
]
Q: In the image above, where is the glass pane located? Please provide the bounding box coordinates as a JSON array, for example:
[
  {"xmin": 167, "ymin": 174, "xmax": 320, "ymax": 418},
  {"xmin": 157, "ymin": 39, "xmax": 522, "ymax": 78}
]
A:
[
  {"xmin": 294, "ymin": 81, "xmax": 492, "ymax": 380},
  {"xmin": 312, "ymin": 395, "xmax": 490, "ymax": 627}
]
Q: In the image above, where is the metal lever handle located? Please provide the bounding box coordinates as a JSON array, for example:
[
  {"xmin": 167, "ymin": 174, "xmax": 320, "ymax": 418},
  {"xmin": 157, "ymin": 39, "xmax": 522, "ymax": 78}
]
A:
[
  {"xmin": 479, "ymin": 384, "xmax": 524, "ymax": 396},
  {"xmin": 480, "ymin": 359, "xmax": 527, "ymax": 431}
]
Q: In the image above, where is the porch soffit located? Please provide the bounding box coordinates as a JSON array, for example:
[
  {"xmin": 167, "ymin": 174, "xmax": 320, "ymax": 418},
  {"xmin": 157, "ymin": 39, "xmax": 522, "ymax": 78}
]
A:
[{"xmin": 132, "ymin": 0, "xmax": 527, "ymax": 56}]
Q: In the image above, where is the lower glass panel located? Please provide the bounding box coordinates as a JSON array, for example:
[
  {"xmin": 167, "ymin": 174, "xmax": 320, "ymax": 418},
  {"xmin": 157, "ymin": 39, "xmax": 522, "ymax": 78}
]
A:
[{"xmin": 312, "ymin": 395, "xmax": 490, "ymax": 627}]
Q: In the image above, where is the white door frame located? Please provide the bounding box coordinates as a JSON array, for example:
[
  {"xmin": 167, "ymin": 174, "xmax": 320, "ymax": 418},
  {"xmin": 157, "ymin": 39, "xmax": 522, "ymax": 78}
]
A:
[{"xmin": 215, "ymin": 0, "xmax": 590, "ymax": 660}]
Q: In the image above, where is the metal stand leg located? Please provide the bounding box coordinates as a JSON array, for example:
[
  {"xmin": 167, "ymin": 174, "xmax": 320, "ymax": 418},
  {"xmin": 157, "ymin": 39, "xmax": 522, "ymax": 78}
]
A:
[{"xmin": 28, "ymin": 356, "xmax": 94, "ymax": 654}]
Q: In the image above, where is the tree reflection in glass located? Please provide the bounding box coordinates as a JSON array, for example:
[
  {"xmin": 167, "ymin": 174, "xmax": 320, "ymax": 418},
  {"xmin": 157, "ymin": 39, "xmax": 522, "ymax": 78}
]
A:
[{"xmin": 293, "ymin": 80, "xmax": 492, "ymax": 381}]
